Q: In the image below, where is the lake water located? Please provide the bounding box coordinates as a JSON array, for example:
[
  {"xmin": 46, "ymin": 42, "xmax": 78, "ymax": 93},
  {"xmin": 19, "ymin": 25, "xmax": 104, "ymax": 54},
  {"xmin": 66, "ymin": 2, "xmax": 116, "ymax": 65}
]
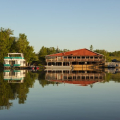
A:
[{"xmin": 0, "ymin": 69, "xmax": 120, "ymax": 120}]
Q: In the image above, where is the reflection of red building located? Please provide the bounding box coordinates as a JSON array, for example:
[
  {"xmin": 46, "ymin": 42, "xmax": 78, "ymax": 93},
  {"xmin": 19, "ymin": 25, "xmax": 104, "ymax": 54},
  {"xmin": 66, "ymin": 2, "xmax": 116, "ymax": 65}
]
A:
[
  {"xmin": 45, "ymin": 70, "xmax": 105, "ymax": 86},
  {"xmin": 45, "ymin": 48, "xmax": 105, "ymax": 70},
  {"xmin": 48, "ymin": 80, "xmax": 100, "ymax": 86}
]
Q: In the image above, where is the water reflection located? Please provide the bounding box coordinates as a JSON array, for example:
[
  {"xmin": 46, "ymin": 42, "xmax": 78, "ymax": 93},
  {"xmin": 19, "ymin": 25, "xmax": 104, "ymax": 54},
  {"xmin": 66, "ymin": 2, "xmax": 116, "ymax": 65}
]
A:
[
  {"xmin": 0, "ymin": 70, "xmax": 38, "ymax": 110},
  {"xmin": 4, "ymin": 70, "xmax": 26, "ymax": 83},
  {"xmin": 0, "ymin": 68, "xmax": 120, "ymax": 111},
  {"xmin": 45, "ymin": 70, "xmax": 105, "ymax": 87},
  {"xmin": 105, "ymin": 68, "xmax": 120, "ymax": 74}
]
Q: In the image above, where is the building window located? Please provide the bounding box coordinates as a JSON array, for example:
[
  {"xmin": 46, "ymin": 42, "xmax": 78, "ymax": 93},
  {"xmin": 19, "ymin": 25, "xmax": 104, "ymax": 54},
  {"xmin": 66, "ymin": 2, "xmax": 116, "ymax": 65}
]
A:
[
  {"xmin": 82, "ymin": 76, "xmax": 85, "ymax": 79},
  {"xmin": 73, "ymin": 76, "xmax": 76, "ymax": 79},
  {"xmin": 90, "ymin": 56, "xmax": 93, "ymax": 59},
  {"xmin": 64, "ymin": 76, "xmax": 67, "ymax": 79},
  {"xmin": 68, "ymin": 76, "xmax": 72, "ymax": 79},
  {"xmin": 68, "ymin": 56, "xmax": 72, "ymax": 59},
  {"xmin": 95, "ymin": 76, "xmax": 98, "ymax": 79},
  {"xmin": 46, "ymin": 56, "xmax": 51, "ymax": 59},
  {"xmin": 64, "ymin": 56, "xmax": 67, "ymax": 59},
  {"xmin": 86, "ymin": 56, "xmax": 89, "ymax": 59},
  {"xmin": 77, "ymin": 56, "xmax": 80, "ymax": 59},
  {"xmin": 90, "ymin": 76, "xmax": 93, "ymax": 79},
  {"xmin": 99, "ymin": 57, "xmax": 102, "ymax": 59},
  {"xmin": 86, "ymin": 76, "xmax": 89, "ymax": 79},
  {"xmin": 82, "ymin": 56, "xmax": 85, "ymax": 59}
]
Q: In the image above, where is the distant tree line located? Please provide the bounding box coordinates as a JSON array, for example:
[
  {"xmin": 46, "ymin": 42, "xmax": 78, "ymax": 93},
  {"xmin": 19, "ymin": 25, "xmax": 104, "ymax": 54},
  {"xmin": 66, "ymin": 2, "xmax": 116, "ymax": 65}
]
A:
[
  {"xmin": 0, "ymin": 28, "xmax": 37, "ymax": 67},
  {"xmin": 0, "ymin": 28, "xmax": 119, "ymax": 67},
  {"xmin": 38, "ymin": 45, "xmax": 120, "ymax": 64},
  {"xmin": 37, "ymin": 46, "xmax": 69, "ymax": 65},
  {"xmin": 94, "ymin": 49, "xmax": 120, "ymax": 62},
  {"xmin": 89, "ymin": 45, "xmax": 120, "ymax": 62}
]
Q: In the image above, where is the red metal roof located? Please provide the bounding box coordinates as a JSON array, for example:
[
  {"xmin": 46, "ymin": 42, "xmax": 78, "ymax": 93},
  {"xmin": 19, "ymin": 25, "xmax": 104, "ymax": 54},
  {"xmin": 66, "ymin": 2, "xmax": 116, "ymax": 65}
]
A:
[{"xmin": 47, "ymin": 48, "xmax": 103, "ymax": 56}]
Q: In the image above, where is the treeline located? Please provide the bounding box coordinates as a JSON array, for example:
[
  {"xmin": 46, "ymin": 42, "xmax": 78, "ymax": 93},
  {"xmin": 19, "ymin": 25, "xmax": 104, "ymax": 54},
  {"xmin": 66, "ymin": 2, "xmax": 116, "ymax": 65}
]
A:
[
  {"xmin": 37, "ymin": 46, "xmax": 69, "ymax": 65},
  {"xmin": 38, "ymin": 46, "xmax": 120, "ymax": 64},
  {"xmin": 0, "ymin": 28, "xmax": 37, "ymax": 66},
  {"xmin": 0, "ymin": 27, "xmax": 119, "ymax": 66},
  {"xmin": 94, "ymin": 49, "xmax": 120, "ymax": 62}
]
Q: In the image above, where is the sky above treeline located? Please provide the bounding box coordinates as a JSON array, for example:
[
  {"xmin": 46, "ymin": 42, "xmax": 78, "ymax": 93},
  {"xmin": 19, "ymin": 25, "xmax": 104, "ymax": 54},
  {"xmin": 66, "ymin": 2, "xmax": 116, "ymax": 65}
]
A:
[{"xmin": 0, "ymin": 0, "xmax": 120, "ymax": 53}]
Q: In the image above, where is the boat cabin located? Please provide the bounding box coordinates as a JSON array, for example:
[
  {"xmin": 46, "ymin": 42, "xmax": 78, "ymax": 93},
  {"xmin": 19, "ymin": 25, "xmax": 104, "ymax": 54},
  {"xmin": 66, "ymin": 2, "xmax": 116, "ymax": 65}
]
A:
[{"xmin": 4, "ymin": 53, "xmax": 26, "ymax": 68}]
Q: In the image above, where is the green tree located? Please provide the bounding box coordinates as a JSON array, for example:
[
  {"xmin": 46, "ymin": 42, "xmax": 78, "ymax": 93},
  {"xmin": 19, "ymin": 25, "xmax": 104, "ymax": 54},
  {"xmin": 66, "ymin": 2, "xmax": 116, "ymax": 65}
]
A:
[
  {"xmin": 12, "ymin": 33, "xmax": 36, "ymax": 64},
  {"xmin": 90, "ymin": 45, "xmax": 93, "ymax": 51},
  {"xmin": 0, "ymin": 28, "xmax": 14, "ymax": 66},
  {"xmin": 94, "ymin": 49, "xmax": 111, "ymax": 61},
  {"xmin": 15, "ymin": 33, "xmax": 29, "ymax": 53}
]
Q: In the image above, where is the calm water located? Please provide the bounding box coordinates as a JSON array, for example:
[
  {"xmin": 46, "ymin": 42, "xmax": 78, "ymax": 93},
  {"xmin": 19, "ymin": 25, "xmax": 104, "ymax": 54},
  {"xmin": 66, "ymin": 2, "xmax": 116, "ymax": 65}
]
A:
[{"xmin": 0, "ymin": 69, "xmax": 120, "ymax": 120}]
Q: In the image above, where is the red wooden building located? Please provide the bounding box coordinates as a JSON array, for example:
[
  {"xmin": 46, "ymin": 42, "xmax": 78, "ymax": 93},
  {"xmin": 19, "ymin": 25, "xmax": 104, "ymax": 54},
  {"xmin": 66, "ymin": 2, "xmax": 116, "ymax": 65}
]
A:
[{"xmin": 45, "ymin": 48, "xmax": 105, "ymax": 69}]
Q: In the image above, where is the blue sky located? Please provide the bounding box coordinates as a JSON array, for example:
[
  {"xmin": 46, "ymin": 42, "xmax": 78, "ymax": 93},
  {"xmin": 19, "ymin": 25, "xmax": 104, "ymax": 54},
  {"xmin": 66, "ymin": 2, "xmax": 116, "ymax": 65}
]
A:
[{"xmin": 0, "ymin": 0, "xmax": 120, "ymax": 53}]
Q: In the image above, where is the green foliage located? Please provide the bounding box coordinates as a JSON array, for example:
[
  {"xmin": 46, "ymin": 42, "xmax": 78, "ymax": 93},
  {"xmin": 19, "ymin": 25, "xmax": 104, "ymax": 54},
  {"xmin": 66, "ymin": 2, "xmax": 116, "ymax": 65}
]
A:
[
  {"xmin": 105, "ymin": 73, "xmax": 120, "ymax": 83},
  {"xmin": 110, "ymin": 56, "xmax": 120, "ymax": 61},
  {"xmin": 109, "ymin": 51, "xmax": 120, "ymax": 57},
  {"xmin": 90, "ymin": 45, "xmax": 93, "ymax": 51},
  {"xmin": 0, "ymin": 70, "xmax": 59, "ymax": 109},
  {"xmin": 94, "ymin": 49, "xmax": 120, "ymax": 62},
  {"xmin": 38, "ymin": 46, "xmax": 48, "ymax": 59},
  {"xmin": 0, "ymin": 28, "xmax": 36, "ymax": 66},
  {"xmin": 94, "ymin": 49, "xmax": 111, "ymax": 62},
  {"xmin": 38, "ymin": 71, "xmax": 57, "ymax": 87},
  {"xmin": 15, "ymin": 34, "xmax": 29, "ymax": 53},
  {"xmin": 0, "ymin": 71, "xmax": 38, "ymax": 109},
  {"xmin": 0, "ymin": 28, "xmax": 14, "ymax": 65},
  {"xmin": 38, "ymin": 46, "xmax": 70, "ymax": 64}
]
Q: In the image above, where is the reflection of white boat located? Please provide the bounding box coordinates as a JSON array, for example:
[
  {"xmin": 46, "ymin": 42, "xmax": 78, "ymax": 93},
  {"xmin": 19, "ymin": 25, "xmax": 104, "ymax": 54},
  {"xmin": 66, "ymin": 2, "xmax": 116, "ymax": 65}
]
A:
[{"xmin": 4, "ymin": 70, "xmax": 26, "ymax": 83}]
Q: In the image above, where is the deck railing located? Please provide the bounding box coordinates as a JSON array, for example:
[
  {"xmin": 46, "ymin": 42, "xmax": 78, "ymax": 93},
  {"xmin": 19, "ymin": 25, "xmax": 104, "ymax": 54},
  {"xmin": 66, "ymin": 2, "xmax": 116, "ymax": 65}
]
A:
[
  {"xmin": 4, "ymin": 64, "xmax": 10, "ymax": 67},
  {"xmin": 46, "ymin": 58, "xmax": 105, "ymax": 62},
  {"xmin": 13, "ymin": 64, "xmax": 21, "ymax": 66},
  {"xmin": 4, "ymin": 57, "xmax": 24, "ymax": 59}
]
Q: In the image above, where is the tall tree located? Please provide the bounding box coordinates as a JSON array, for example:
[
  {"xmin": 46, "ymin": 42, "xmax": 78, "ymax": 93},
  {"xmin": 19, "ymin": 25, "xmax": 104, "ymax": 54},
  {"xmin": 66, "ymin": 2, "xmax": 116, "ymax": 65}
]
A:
[
  {"xmin": 15, "ymin": 33, "xmax": 29, "ymax": 53},
  {"xmin": 11, "ymin": 33, "xmax": 36, "ymax": 64},
  {"xmin": 90, "ymin": 45, "xmax": 93, "ymax": 51},
  {"xmin": 0, "ymin": 28, "xmax": 36, "ymax": 66},
  {"xmin": 0, "ymin": 28, "xmax": 14, "ymax": 66}
]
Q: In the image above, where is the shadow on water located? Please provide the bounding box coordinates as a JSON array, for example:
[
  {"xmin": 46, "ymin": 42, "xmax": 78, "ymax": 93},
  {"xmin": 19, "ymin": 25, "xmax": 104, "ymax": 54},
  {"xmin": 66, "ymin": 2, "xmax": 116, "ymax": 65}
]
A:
[{"xmin": 0, "ymin": 68, "xmax": 120, "ymax": 110}]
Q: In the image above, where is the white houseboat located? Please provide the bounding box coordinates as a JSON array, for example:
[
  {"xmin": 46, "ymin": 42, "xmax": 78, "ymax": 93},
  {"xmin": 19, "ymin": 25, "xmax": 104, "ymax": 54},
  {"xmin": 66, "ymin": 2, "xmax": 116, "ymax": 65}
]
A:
[{"xmin": 4, "ymin": 53, "xmax": 26, "ymax": 68}]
